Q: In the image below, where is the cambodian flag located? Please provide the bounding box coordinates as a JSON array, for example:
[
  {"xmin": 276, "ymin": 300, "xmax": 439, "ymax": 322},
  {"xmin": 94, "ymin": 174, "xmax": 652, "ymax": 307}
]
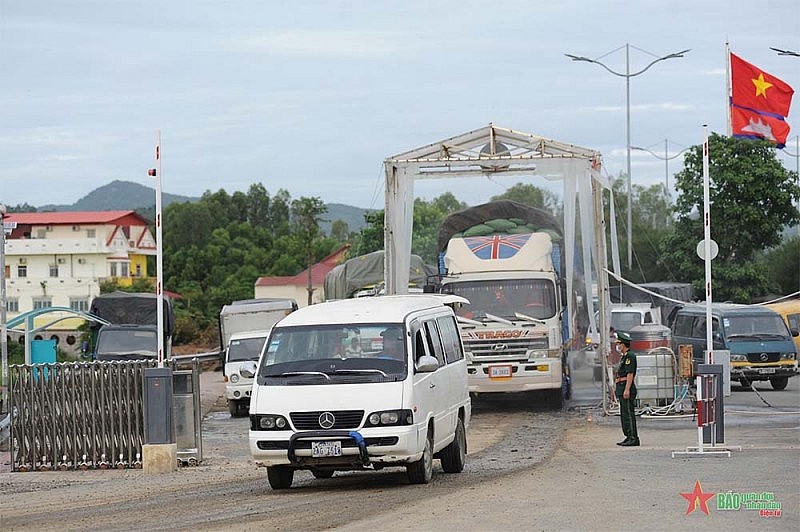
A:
[{"xmin": 464, "ymin": 233, "xmax": 531, "ymax": 260}]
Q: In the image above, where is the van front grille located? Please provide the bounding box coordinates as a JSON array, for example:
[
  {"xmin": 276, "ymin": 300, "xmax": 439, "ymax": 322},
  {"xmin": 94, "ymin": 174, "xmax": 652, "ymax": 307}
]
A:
[{"xmin": 290, "ymin": 410, "xmax": 364, "ymax": 430}]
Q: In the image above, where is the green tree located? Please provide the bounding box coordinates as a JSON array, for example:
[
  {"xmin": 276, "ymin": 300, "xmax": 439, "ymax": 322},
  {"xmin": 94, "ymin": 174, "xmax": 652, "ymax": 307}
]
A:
[
  {"xmin": 291, "ymin": 197, "xmax": 328, "ymax": 305},
  {"xmin": 763, "ymin": 236, "xmax": 800, "ymax": 296},
  {"xmin": 491, "ymin": 183, "xmax": 560, "ymax": 216},
  {"xmin": 658, "ymin": 134, "xmax": 800, "ymax": 302},
  {"xmin": 329, "ymin": 219, "xmax": 350, "ymax": 242}
]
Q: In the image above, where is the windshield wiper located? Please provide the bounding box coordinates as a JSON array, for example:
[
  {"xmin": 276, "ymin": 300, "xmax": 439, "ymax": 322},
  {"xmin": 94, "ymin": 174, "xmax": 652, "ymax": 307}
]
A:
[
  {"xmin": 457, "ymin": 316, "xmax": 485, "ymax": 327},
  {"xmin": 273, "ymin": 371, "xmax": 331, "ymax": 381},
  {"xmin": 332, "ymin": 369, "xmax": 388, "ymax": 377},
  {"xmin": 514, "ymin": 312, "xmax": 547, "ymax": 325},
  {"xmin": 484, "ymin": 313, "xmax": 514, "ymax": 326},
  {"xmin": 725, "ymin": 334, "xmax": 758, "ymax": 340}
]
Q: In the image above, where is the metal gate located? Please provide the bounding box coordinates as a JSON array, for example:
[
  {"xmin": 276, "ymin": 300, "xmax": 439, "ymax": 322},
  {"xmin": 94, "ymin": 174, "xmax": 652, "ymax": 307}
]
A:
[{"xmin": 9, "ymin": 360, "xmax": 163, "ymax": 471}]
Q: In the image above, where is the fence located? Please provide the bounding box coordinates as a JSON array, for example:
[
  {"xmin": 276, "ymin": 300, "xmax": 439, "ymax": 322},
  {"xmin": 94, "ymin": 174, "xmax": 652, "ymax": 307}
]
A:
[{"xmin": 8, "ymin": 359, "xmax": 200, "ymax": 471}]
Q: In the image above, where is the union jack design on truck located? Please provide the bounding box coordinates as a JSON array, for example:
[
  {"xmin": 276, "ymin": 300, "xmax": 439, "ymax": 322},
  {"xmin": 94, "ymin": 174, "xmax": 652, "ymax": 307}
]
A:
[{"xmin": 464, "ymin": 234, "xmax": 530, "ymax": 260}]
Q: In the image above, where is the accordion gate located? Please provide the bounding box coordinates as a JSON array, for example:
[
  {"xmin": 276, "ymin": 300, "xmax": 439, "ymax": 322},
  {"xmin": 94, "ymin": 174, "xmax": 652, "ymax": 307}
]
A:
[{"xmin": 9, "ymin": 360, "xmax": 155, "ymax": 471}]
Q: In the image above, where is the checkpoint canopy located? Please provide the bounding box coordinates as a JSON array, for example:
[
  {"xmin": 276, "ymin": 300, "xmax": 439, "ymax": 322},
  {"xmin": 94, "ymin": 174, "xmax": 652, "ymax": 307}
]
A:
[{"xmin": 382, "ymin": 123, "xmax": 618, "ymax": 347}]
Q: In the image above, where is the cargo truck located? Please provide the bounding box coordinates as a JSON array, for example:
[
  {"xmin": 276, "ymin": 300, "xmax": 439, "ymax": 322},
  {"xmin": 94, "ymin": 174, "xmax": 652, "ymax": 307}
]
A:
[
  {"xmin": 219, "ymin": 298, "xmax": 298, "ymax": 416},
  {"xmin": 430, "ymin": 200, "xmax": 571, "ymax": 406}
]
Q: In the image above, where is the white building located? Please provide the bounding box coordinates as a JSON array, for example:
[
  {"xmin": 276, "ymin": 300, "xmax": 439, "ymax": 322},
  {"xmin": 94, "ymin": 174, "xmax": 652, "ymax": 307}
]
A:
[{"xmin": 3, "ymin": 210, "xmax": 156, "ymax": 352}]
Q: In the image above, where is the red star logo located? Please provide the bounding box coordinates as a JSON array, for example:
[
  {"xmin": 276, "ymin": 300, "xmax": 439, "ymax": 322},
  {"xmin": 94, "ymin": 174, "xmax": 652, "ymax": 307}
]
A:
[{"xmin": 680, "ymin": 480, "xmax": 715, "ymax": 515}]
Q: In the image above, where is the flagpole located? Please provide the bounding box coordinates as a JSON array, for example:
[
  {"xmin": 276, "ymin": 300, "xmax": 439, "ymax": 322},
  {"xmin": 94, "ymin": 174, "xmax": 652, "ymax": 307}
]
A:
[{"xmin": 726, "ymin": 42, "xmax": 732, "ymax": 137}]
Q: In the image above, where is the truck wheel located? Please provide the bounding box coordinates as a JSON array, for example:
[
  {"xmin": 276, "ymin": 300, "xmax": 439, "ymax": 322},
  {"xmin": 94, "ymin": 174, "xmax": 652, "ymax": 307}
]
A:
[
  {"xmin": 548, "ymin": 388, "xmax": 564, "ymax": 409},
  {"xmin": 267, "ymin": 466, "xmax": 294, "ymax": 489},
  {"xmin": 228, "ymin": 399, "xmax": 241, "ymax": 417},
  {"xmin": 407, "ymin": 433, "xmax": 433, "ymax": 484},
  {"xmin": 770, "ymin": 376, "xmax": 789, "ymax": 391},
  {"xmin": 440, "ymin": 418, "xmax": 466, "ymax": 473}
]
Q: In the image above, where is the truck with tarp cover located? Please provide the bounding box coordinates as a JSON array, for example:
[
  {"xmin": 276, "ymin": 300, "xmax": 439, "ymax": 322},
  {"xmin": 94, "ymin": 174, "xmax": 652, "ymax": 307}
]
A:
[
  {"xmin": 323, "ymin": 250, "xmax": 437, "ymax": 300},
  {"xmin": 431, "ymin": 200, "xmax": 572, "ymax": 406}
]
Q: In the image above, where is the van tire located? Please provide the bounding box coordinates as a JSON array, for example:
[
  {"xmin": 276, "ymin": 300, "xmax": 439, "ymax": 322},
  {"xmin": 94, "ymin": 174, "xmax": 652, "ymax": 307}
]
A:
[
  {"xmin": 770, "ymin": 376, "xmax": 789, "ymax": 391},
  {"xmin": 312, "ymin": 469, "xmax": 335, "ymax": 479},
  {"xmin": 267, "ymin": 466, "xmax": 294, "ymax": 489},
  {"xmin": 440, "ymin": 418, "xmax": 466, "ymax": 473},
  {"xmin": 228, "ymin": 399, "xmax": 246, "ymax": 417},
  {"xmin": 407, "ymin": 433, "xmax": 433, "ymax": 484}
]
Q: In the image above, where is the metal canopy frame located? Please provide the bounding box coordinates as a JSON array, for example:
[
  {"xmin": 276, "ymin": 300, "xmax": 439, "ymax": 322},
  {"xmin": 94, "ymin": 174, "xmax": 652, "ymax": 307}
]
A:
[{"xmin": 382, "ymin": 123, "xmax": 617, "ymax": 410}]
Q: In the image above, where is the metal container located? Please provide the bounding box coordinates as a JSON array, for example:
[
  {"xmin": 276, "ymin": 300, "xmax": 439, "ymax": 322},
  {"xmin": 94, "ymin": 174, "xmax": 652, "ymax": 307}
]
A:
[{"xmin": 629, "ymin": 323, "xmax": 671, "ymax": 352}]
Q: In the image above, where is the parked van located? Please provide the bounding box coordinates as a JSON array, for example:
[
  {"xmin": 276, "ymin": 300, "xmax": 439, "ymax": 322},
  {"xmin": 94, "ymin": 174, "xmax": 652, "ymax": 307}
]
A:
[
  {"xmin": 765, "ymin": 299, "xmax": 800, "ymax": 354},
  {"xmin": 671, "ymin": 303, "xmax": 798, "ymax": 390},
  {"xmin": 247, "ymin": 295, "xmax": 471, "ymax": 489},
  {"xmin": 585, "ymin": 303, "xmax": 662, "ymax": 379}
]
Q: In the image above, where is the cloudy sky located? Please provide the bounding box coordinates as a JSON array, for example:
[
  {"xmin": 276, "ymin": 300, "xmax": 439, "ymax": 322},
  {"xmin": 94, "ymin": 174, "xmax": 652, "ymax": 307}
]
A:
[{"xmin": 1, "ymin": 0, "xmax": 798, "ymax": 210}]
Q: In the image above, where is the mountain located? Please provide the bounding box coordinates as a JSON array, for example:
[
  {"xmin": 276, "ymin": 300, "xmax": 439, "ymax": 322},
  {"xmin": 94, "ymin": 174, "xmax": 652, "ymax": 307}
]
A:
[{"xmin": 34, "ymin": 180, "xmax": 372, "ymax": 234}]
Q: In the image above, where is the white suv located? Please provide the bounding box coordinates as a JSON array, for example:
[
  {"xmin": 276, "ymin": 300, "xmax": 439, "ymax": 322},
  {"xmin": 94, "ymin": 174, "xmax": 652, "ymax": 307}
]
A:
[{"xmin": 247, "ymin": 295, "xmax": 471, "ymax": 489}]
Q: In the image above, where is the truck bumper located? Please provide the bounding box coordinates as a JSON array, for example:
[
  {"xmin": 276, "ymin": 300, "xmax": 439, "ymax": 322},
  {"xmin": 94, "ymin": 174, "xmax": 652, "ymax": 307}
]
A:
[{"xmin": 467, "ymin": 360, "xmax": 562, "ymax": 393}]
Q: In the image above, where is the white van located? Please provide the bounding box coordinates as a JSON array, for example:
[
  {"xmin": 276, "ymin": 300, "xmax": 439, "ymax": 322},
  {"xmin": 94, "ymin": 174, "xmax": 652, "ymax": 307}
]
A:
[
  {"xmin": 224, "ymin": 331, "xmax": 269, "ymax": 417},
  {"xmin": 246, "ymin": 295, "xmax": 471, "ymax": 489}
]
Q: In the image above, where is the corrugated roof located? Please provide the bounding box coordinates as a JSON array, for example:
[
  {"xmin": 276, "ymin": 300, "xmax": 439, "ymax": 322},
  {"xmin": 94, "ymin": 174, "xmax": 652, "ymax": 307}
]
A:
[
  {"xmin": 255, "ymin": 245, "xmax": 349, "ymax": 288},
  {"xmin": 5, "ymin": 211, "xmax": 147, "ymax": 225}
]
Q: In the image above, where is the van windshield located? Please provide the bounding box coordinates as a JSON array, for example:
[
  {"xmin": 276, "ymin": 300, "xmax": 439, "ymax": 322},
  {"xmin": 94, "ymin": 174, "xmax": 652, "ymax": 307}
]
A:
[
  {"xmin": 256, "ymin": 323, "xmax": 408, "ymax": 385},
  {"xmin": 611, "ymin": 311, "xmax": 642, "ymax": 333},
  {"xmin": 724, "ymin": 315, "xmax": 791, "ymax": 341},
  {"xmin": 228, "ymin": 337, "xmax": 267, "ymax": 362}
]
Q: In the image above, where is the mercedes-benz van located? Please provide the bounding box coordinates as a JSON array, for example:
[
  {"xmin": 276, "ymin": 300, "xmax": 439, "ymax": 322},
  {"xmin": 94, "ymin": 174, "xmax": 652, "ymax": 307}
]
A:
[
  {"xmin": 247, "ymin": 295, "xmax": 471, "ymax": 489},
  {"xmin": 671, "ymin": 303, "xmax": 798, "ymax": 390}
]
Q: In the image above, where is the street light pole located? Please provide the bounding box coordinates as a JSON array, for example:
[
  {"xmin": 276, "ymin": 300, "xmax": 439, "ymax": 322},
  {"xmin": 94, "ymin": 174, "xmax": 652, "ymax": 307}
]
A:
[
  {"xmin": 631, "ymin": 140, "xmax": 690, "ymax": 201},
  {"xmin": 566, "ymin": 44, "xmax": 690, "ymax": 269}
]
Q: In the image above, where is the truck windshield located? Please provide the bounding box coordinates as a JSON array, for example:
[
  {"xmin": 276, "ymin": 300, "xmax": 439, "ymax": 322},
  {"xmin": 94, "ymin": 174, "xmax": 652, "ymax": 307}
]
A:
[
  {"xmin": 442, "ymin": 279, "xmax": 556, "ymax": 320},
  {"xmin": 611, "ymin": 312, "xmax": 643, "ymax": 333},
  {"xmin": 724, "ymin": 315, "xmax": 790, "ymax": 341},
  {"xmin": 257, "ymin": 324, "xmax": 407, "ymax": 385},
  {"xmin": 96, "ymin": 329, "xmax": 157, "ymax": 354},
  {"xmin": 228, "ymin": 337, "xmax": 267, "ymax": 362}
]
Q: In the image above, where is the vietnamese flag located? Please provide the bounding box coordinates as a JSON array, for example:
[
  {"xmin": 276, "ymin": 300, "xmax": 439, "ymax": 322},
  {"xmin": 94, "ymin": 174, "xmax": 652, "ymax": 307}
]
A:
[
  {"xmin": 730, "ymin": 53, "xmax": 794, "ymax": 117},
  {"xmin": 731, "ymin": 104, "xmax": 790, "ymax": 147}
]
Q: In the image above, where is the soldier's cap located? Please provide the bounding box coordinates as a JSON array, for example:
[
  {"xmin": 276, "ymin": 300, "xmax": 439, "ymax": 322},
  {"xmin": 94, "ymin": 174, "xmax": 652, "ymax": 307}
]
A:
[{"xmin": 615, "ymin": 331, "xmax": 631, "ymax": 347}]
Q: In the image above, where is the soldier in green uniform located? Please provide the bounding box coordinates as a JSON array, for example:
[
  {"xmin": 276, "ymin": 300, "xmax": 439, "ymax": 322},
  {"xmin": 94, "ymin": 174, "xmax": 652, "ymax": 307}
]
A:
[{"xmin": 614, "ymin": 331, "xmax": 639, "ymax": 447}]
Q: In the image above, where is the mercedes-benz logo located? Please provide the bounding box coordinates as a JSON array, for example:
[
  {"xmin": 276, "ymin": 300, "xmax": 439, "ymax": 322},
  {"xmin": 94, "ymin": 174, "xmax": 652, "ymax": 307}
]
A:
[
  {"xmin": 492, "ymin": 344, "xmax": 507, "ymax": 352},
  {"xmin": 759, "ymin": 353, "xmax": 769, "ymax": 362},
  {"xmin": 319, "ymin": 411, "xmax": 336, "ymax": 429}
]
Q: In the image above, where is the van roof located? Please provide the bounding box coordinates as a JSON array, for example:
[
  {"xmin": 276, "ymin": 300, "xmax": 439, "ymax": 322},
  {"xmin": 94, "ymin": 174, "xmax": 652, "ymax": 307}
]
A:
[
  {"xmin": 677, "ymin": 303, "xmax": 780, "ymax": 316},
  {"xmin": 277, "ymin": 295, "xmax": 457, "ymax": 327}
]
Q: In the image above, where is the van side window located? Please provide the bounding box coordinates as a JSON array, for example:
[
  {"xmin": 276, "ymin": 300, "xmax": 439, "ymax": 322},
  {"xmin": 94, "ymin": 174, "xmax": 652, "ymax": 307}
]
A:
[
  {"xmin": 673, "ymin": 314, "xmax": 693, "ymax": 337},
  {"xmin": 437, "ymin": 315, "xmax": 463, "ymax": 363},
  {"xmin": 414, "ymin": 329, "xmax": 429, "ymax": 362},
  {"xmin": 691, "ymin": 316, "xmax": 707, "ymax": 339},
  {"xmin": 423, "ymin": 320, "xmax": 446, "ymax": 366},
  {"xmin": 788, "ymin": 313, "xmax": 800, "ymax": 332}
]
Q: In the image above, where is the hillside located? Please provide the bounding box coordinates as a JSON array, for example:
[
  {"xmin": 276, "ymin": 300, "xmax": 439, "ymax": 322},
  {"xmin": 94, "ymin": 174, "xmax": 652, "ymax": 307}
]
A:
[{"xmin": 34, "ymin": 180, "xmax": 371, "ymax": 234}]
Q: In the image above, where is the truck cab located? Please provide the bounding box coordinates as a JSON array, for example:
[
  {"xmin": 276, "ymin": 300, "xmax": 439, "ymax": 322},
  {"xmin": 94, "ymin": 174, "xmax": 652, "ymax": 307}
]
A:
[{"xmin": 94, "ymin": 324, "xmax": 164, "ymax": 361}]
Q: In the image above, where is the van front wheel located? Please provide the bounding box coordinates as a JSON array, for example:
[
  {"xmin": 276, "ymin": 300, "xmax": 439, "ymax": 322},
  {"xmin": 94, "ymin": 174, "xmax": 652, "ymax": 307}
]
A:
[
  {"xmin": 267, "ymin": 466, "xmax": 294, "ymax": 489},
  {"xmin": 770, "ymin": 376, "xmax": 789, "ymax": 391},
  {"xmin": 407, "ymin": 435, "xmax": 433, "ymax": 484}
]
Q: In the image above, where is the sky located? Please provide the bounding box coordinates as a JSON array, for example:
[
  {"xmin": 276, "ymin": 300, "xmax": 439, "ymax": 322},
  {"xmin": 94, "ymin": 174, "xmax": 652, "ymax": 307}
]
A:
[{"xmin": 1, "ymin": 0, "xmax": 799, "ymax": 211}]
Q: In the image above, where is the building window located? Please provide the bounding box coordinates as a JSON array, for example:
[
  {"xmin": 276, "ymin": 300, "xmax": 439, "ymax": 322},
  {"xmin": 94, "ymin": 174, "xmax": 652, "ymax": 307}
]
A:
[
  {"xmin": 6, "ymin": 298, "xmax": 19, "ymax": 313},
  {"xmin": 32, "ymin": 298, "xmax": 52, "ymax": 310},
  {"xmin": 36, "ymin": 229, "xmax": 46, "ymax": 239},
  {"xmin": 87, "ymin": 228, "xmax": 96, "ymax": 238},
  {"xmin": 135, "ymin": 264, "xmax": 142, "ymax": 277},
  {"xmin": 49, "ymin": 264, "xmax": 59, "ymax": 277},
  {"xmin": 70, "ymin": 298, "xmax": 89, "ymax": 312},
  {"xmin": 17, "ymin": 265, "xmax": 27, "ymax": 278},
  {"xmin": 121, "ymin": 262, "xmax": 129, "ymax": 277},
  {"xmin": 110, "ymin": 262, "xmax": 117, "ymax": 277}
]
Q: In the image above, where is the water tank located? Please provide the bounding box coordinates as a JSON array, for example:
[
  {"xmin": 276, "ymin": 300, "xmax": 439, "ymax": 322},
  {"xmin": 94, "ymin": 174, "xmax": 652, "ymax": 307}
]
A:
[{"xmin": 631, "ymin": 324, "xmax": 674, "ymax": 405}]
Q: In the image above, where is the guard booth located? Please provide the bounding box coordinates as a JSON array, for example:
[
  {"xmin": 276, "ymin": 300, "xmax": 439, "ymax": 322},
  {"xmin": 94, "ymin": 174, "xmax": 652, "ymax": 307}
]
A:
[{"xmin": 173, "ymin": 360, "xmax": 203, "ymax": 466}]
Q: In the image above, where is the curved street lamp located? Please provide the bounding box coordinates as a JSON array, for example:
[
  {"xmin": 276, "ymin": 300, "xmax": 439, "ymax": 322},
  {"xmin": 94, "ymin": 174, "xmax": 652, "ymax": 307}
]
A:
[
  {"xmin": 631, "ymin": 140, "xmax": 690, "ymax": 200},
  {"xmin": 566, "ymin": 44, "xmax": 690, "ymax": 268}
]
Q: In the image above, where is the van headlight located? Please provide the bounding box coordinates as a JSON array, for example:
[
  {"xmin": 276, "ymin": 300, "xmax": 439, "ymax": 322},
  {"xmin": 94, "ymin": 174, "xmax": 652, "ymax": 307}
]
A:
[
  {"xmin": 780, "ymin": 353, "xmax": 796, "ymax": 360},
  {"xmin": 730, "ymin": 354, "xmax": 747, "ymax": 362},
  {"xmin": 251, "ymin": 414, "xmax": 289, "ymax": 431},
  {"xmin": 365, "ymin": 409, "xmax": 413, "ymax": 427}
]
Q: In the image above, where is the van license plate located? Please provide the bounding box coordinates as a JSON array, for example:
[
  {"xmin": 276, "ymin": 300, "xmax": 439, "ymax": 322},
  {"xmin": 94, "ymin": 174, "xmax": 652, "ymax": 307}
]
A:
[
  {"xmin": 489, "ymin": 365, "xmax": 513, "ymax": 379},
  {"xmin": 758, "ymin": 368, "xmax": 776, "ymax": 374},
  {"xmin": 311, "ymin": 441, "xmax": 342, "ymax": 458}
]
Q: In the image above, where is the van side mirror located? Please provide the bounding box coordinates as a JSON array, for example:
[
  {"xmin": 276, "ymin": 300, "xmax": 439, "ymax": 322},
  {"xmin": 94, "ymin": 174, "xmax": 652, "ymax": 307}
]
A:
[
  {"xmin": 240, "ymin": 361, "xmax": 258, "ymax": 379},
  {"xmin": 791, "ymin": 328, "xmax": 799, "ymax": 338},
  {"xmin": 415, "ymin": 355, "xmax": 439, "ymax": 373}
]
